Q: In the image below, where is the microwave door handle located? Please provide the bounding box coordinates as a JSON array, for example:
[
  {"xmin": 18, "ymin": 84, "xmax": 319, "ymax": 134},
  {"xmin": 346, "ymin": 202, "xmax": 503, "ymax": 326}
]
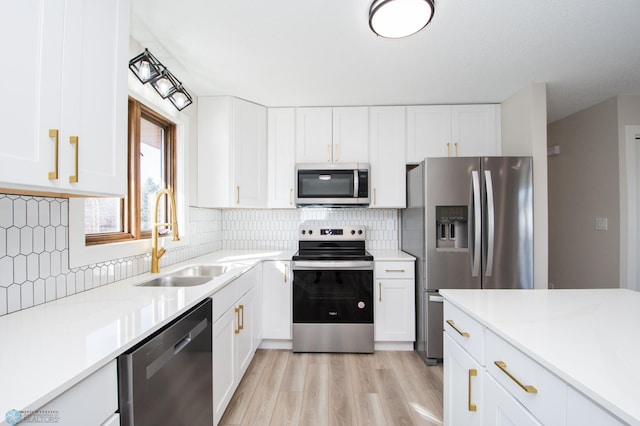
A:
[{"xmin": 353, "ymin": 170, "xmax": 359, "ymax": 198}]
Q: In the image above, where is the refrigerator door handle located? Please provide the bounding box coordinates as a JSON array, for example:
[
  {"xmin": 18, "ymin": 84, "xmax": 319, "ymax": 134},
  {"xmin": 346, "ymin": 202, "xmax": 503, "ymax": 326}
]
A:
[
  {"xmin": 485, "ymin": 170, "xmax": 495, "ymax": 277},
  {"xmin": 471, "ymin": 171, "xmax": 481, "ymax": 277}
]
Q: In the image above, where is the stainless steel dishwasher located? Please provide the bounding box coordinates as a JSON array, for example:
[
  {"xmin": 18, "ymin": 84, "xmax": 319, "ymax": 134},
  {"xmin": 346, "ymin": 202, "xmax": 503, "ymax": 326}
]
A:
[{"xmin": 118, "ymin": 299, "xmax": 213, "ymax": 426}]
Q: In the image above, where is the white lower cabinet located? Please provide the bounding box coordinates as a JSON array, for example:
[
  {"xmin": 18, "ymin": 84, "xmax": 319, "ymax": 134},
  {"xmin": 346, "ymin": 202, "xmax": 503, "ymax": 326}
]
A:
[
  {"xmin": 483, "ymin": 373, "xmax": 541, "ymax": 426},
  {"xmin": 34, "ymin": 360, "xmax": 118, "ymax": 425},
  {"xmin": 374, "ymin": 261, "xmax": 415, "ymax": 343},
  {"xmin": 443, "ymin": 300, "xmax": 624, "ymax": 426},
  {"xmin": 262, "ymin": 260, "xmax": 292, "ymax": 340},
  {"xmin": 444, "ymin": 333, "xmax": 483, "ymax": 426},
  {"xmin": 212, "ymin": 268, "xmax": 259, "ymax": 425}
]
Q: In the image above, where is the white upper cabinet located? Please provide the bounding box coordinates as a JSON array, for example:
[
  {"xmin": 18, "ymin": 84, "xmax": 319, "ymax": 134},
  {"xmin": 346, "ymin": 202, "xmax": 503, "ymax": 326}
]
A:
[
  {"xmin": 369, "ymin": 106, "xmax": 406, "ymax": 208},
  {"xmin": 198, "ymin": 96, "xmax": 267, "ymax": 208},
  {"xmin": 0, "ymin": 0, "xmax": 129, "ymax": 196},
  {"xmin": 295, "ymin": 107, "xmax": 368, "ymax": 163},
  {"xmin": 406, "ymin": 104, "xmax": 500, "ymax": 162},
  {"xmin": 267, "ymin": 108, "xmax": 296, "ymax": 208},
  {"xmin": 332, "ymin": 107, "xmax": 369, "ymax": 162},
  {"xmin": 295, "ymin": 107, "xmax": 333, "ymax": 163}
]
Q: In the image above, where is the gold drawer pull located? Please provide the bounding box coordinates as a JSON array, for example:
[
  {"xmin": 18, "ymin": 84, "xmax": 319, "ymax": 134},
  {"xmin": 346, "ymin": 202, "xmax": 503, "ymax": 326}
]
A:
[
  {"xmin": 69, "ymin": 136, "xmax": 79, "ymax": 183},
  {"xmin": 494, "ymin": 361, "xmax": 538, "ymax": 394},
  {"xmin": 446, "ymin": 320, "xmax": 470, "ymax": 337},
  {"xmin": 234, "ymin": 307, "xmax": 240, "ymax": 334},
  {"xmin": 48, "ymin": 129, "xmax": 59, "ymax": 180},
  {"xmin": 468, "ymin": 369, "xmax": 477, "ymax": 412},
  {"xmin": 385, "ymin": 269, "xmax": 405, "ymax": 273},
  {"xmin": 239, "ymin": 304, "xmax": 244, "ymax": 331}
]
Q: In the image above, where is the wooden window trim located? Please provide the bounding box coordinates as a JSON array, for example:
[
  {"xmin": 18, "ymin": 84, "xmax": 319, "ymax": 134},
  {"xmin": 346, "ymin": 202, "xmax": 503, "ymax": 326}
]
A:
[{"xmin": 85, "ymin": 98, "xmax": 176, "ymax": 246}]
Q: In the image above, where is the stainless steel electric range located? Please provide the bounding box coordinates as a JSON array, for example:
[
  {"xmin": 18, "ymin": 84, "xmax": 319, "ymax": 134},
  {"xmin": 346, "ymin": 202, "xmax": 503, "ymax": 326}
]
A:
[{"xmin": 291, "ymin": 225, "xmax": 374, "ymax": 353}]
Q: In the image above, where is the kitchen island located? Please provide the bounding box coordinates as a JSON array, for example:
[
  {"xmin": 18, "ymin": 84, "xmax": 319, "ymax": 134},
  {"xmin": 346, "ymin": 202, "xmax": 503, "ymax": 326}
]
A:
[{"xmin": 441, "ymin": 288, "xmax": 640, "ymax": 425}]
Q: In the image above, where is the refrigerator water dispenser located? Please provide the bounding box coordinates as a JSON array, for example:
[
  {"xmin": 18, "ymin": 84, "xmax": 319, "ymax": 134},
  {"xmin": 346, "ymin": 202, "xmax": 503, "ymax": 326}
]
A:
[{"xmin": 435, "ymin": 205, "xmax": 468, "ymax": 250}]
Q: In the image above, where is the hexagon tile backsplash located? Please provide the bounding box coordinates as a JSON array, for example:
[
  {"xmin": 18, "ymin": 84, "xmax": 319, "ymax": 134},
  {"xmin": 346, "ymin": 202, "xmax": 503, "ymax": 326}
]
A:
[
  {"xmin": 0, "ymin": 194, "xmax": 223, "ymax": 317},
  {"xmin": 0, "ymin": 193, "xmax": 399, "ymax": 317}
]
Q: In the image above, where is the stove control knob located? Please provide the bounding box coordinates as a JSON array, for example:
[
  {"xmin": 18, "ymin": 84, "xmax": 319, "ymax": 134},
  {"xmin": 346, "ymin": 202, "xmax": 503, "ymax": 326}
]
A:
[
  {"xmin": 308, "ymin": 230, "xmax": 313, "ymax": 235},
  {"xmin": 357, "ymin": 229, "xmax": 363, "ymax": 235},
  {"xmin": 357, "ymin": 301, "xmax": 365, "ymax": 309},
  {"xmin": 301, "ymin": 230, "xmax": 306, "ymax": 235},
  {"xmin": 351, "ymin": 229, "xmax": 356, "ymax": 235}
]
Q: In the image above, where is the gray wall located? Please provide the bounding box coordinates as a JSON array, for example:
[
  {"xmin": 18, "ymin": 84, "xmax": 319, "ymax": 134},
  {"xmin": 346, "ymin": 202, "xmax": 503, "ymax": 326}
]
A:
[{"xmin": 547, "ymin": 95, "xmax": 640, "ymax": 288}]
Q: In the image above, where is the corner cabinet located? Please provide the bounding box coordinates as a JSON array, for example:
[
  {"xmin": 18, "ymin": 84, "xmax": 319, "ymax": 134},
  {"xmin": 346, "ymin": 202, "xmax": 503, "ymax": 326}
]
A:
[
  {"xmin": 198, "ymin": 97, "xmax": 267, "ymax": 208},
  {"xmin": 406, "ymin": 105, "xmax": 501, "ymax": 163},
  {"xmin": 0, "ymin": 0, "xmax": 129, "ymax": 197},
  {"xmin": 267, "ymin": 109, "xmax": 296, "ymax": 208},
  {"xmin": 369, "ymin": 106, "xmax": 407, "ymax": 208},
  {"xmin": 374, "ymin": 260, "xmax": 415, "ymax": 345},
  {"xmin": 295, "ymin": 107, "xmax": 368, "ymax": 163}
]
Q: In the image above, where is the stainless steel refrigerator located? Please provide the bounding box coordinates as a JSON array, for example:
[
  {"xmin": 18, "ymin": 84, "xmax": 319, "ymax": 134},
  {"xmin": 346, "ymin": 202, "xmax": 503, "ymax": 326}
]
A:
[{"xmin": 401, "ymin": 157, "xmax": 533, "ymax": 364}]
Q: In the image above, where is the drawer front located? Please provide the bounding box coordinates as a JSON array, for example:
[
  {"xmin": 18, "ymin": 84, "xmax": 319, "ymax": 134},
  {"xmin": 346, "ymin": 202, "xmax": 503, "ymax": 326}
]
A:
[
  {"xmin": 485, "ymin": 330, "xmax": 566, "ymax": 426},
  {"xmin": 443, "ymin": 302, "xmax": 484, "ymax": 364},
  {"xmin": 212, "ymin": 282, "xmax": 238, "ymax": 322},
  {"xmin": 566, "ymin": 387, "xmax": 625, "ymax": 426},
  {"xmin": 374, "ymin": 261, "xmax": 415, "ymax": 279}
]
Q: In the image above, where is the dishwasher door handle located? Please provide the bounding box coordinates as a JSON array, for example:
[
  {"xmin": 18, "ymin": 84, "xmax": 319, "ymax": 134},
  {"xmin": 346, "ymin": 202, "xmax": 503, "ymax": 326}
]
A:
[{"xmin": 146, "ymin": 317, "xmax": 208, "ymax": 379}]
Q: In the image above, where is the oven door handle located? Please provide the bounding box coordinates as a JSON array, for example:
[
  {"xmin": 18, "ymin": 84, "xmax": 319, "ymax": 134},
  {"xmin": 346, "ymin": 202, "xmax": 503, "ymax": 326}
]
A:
[{"xmin": 292, "ymin": 260, "xmax": 374, "ymax": 270}]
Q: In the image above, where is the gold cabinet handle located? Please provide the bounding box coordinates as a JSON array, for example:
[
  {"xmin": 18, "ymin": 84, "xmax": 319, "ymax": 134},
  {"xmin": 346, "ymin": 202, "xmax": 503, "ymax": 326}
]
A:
[
  {"xmin": 289, "ymin": 188, "xmax": 293, "ymax": 205},
  {"xmin": 468, "ymin": 369, "xmax": 477, "ymax": 412},
  {"xmin": 48, "ymin": 129, "xmax": 59, "ymax": 180},
  {"xmin": 446, "ymin": 320, "xmax": 470, "ymax": 337},
  {"xmin": 236, "ymin": 186, "xmax": 240, "ymax": 204},
  {"xmin": 385, "ymin": 269, "xmax": 405, "ymax": 273},
  {"xmin": 455, "ymin": 142, "xmax": 459, "ymax": 157},
  {"xmin": 234, "ymin": 307, "xmax": 240, "ymax": 334},
  {"xmin": 447, "ymin": 142, "xmax": 451, "ymax": 157},
  {"xmin": 239, "ymin": 304, "xmax": 244, "ymax": 331},
  {"xmin": 379, "ymin": 282, "xmax": 382, "ymax": 302},
  {"xmin": 494, "ymin": 361, "xmax": 538, "ymax": 394},
  {"xmin": 334, "ymin": 144, "xmax": 339, "ymax": 162},
  {"xmin": 69, "ymin": 136, "xmax": 78, "ymax": 183},
  {"xmin": 327, "ymin": 144, "xmax": 331, "ymax": 162}
]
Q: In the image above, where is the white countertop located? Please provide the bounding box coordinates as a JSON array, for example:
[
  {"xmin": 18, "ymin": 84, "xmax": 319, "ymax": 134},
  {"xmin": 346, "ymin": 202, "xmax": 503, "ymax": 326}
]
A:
[
  {"xmin": 440, "ymin": 288, "xmax": 640, "ymax": 425},
  {"xmin": 0, "ymin": 248, "xmax": 409, "ymax": 420},
  {"xmin": 368, "ymin": 249, "xmax": 415, "ymax": 261},
  {"xmin": 0, "ymin": 249, "xmax": 293, "ymax": 421}
]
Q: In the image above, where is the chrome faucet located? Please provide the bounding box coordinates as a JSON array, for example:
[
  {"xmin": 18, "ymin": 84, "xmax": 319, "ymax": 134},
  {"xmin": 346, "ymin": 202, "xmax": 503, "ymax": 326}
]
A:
[{"xmin": 151, "ymin": 188, "xmax": 180, "ymax": 273}]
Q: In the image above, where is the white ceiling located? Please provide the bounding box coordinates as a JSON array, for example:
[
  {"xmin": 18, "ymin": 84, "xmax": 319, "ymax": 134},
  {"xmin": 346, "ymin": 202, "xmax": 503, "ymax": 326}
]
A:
[{"xmin": 131, "ymin": 0, "xmax": 640, "ymax": 123}]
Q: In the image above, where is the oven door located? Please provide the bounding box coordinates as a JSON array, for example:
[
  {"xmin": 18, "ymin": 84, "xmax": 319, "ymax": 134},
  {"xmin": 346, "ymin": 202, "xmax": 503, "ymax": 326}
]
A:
[{"xmin": 292, "ymin": 261, "xmax": 373, "ymax": 324}]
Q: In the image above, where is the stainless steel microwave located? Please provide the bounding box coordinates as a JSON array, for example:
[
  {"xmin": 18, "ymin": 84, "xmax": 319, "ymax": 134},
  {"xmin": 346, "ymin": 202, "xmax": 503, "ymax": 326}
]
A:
[{"xmin": 295, "ymin": 163, "xmax": 370, "ymax": 207}]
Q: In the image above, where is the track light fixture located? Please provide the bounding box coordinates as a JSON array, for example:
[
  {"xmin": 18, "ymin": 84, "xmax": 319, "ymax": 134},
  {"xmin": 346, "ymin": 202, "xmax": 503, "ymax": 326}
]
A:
[{"xmin": 128, "ymin": 49, "xmax": 193, "ymax": 111}]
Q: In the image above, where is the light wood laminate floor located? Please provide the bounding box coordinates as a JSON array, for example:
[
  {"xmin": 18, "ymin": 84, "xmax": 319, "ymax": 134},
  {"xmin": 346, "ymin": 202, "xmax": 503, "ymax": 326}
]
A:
[{"xmin": 220, "ymin": 349, "xmax": 444, "ymax": 426}]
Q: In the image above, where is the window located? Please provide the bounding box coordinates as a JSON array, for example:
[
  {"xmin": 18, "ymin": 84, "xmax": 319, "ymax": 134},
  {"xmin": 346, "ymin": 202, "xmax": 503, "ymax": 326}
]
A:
[{"xmin": 85, "ymin": 98, "xmax": 176, "ymax": 245}]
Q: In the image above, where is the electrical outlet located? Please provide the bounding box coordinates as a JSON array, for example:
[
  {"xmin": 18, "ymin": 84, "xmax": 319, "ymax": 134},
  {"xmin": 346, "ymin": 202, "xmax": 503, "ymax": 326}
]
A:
[{"xmin": 595, "ymin": 218, "xmax": 608, "ymax": 231}]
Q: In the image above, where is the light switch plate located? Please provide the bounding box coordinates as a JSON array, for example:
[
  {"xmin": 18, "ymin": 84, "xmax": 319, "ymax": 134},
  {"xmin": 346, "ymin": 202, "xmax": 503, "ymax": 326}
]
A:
[{"xmin": 595, "ymin": 218, "xmax": 608, "ymax": 231}]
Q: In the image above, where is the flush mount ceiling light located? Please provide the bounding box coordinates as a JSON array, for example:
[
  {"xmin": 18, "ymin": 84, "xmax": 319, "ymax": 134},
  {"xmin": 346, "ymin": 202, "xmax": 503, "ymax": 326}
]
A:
[
  {"xmin": 369, "ymin": 0, "xmax": 435, "ymax": 39},
  {"xmin": 128, "ymin": 49, "xmax": 193, "ymax": 111}
]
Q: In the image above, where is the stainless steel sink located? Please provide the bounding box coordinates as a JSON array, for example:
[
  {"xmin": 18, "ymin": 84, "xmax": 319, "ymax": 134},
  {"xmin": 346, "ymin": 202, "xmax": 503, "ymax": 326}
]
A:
[
  {"xmin": 137, "ymin": 276, "xmax": 213, "ymax": 287},
  {"xmin": 170, "ymin": 265, "xmax": 229, "ymax": 277}
]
